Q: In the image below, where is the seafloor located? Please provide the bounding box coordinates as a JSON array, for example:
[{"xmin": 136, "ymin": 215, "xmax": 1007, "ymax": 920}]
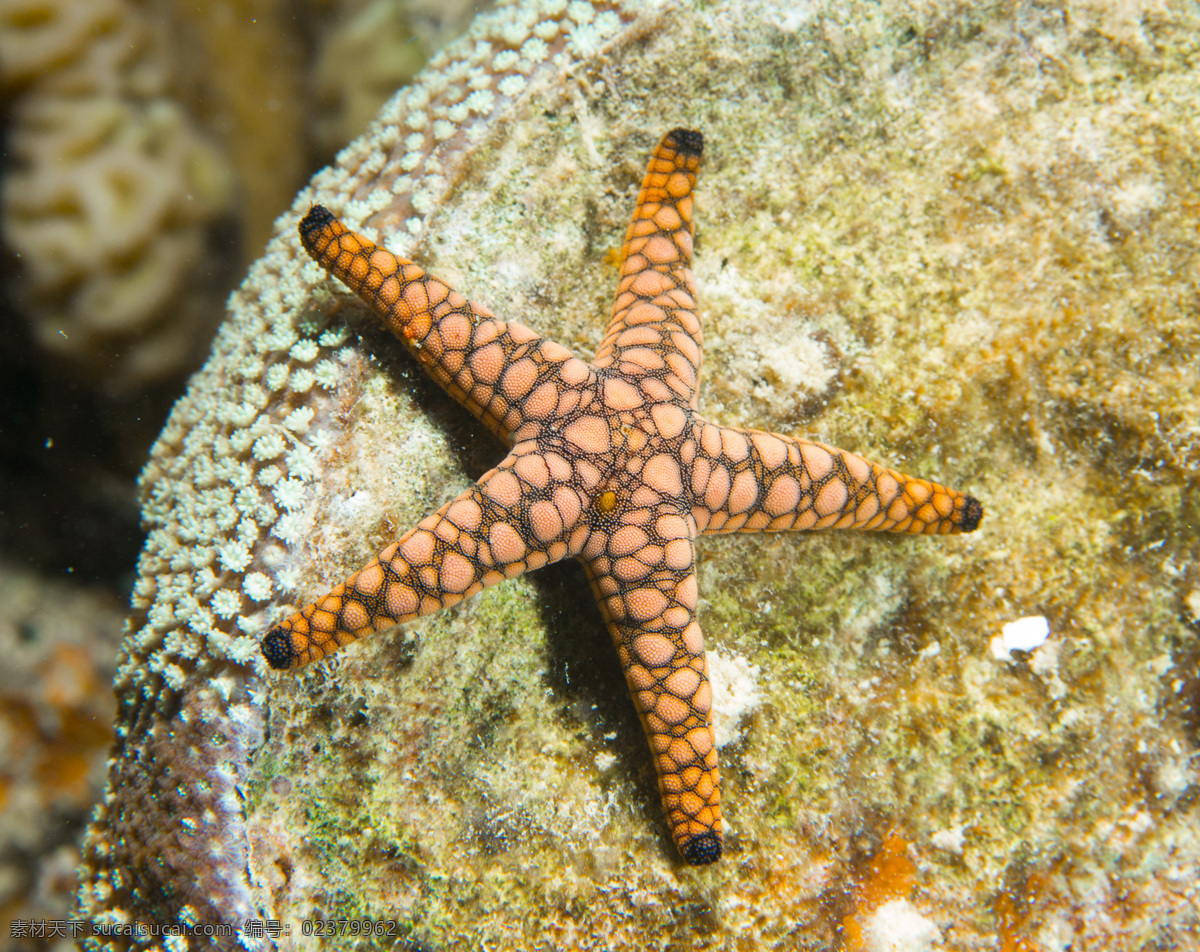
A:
[{"xmin": 70, "ymin": 0, "xmax": 1200, "ymax": 949}]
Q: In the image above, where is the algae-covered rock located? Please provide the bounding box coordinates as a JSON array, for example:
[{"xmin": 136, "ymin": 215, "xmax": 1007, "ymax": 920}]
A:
[{"xmin": 79, "ymin": 0, "xmax": 1199, "ymax": 948}]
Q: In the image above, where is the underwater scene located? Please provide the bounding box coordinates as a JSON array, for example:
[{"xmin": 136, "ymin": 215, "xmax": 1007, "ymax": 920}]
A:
[{"xmin": 1, "ymin": 1, "xmax": 1197, "ymax": 949}]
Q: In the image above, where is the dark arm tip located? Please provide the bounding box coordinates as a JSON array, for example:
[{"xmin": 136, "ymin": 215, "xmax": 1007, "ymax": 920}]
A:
[
  {"xmin": 668, "ymin": 128, "xmax": 704, "ymax": 157},
  {"xmin": 261, "ymin": 627, "xmax": 297, "ymax": 670},
  {"xmin": 961, "ymin": 495, "xmax": 984, "ymax": 533},
  {"xmin": 298, "ymin": 204, "xmax": 336, "ymax": 250},
  {"xmin": 680, "ymin": 831, "xmax": 722, "ymax": 865}
]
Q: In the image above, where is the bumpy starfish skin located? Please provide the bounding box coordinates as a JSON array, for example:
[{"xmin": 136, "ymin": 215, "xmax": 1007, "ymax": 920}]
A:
[{"xmin": 262, "ymin": 129, "xmax": 983, "ymax": 865}]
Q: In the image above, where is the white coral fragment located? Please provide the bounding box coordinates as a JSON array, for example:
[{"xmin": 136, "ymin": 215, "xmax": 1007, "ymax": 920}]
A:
[
  {"xmin": 990, "ymin": 615, "xmax": 1051, "ymax": 661},
  {"xmin": 707, "ymin": 650, "xmax": 762, "ymax": 747},
  {"xmin": 859, "ymin": 899, "xmax": 942, "ymax": 952}
]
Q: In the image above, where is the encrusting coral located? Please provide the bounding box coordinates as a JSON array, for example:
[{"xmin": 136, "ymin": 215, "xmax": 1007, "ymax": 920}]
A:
[{"xmin": 77, "ymin": 0, "xmax": 1200, "ymax": 949}]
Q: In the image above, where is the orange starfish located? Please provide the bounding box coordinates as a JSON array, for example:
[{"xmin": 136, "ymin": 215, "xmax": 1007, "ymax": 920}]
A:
[{"xmin": 262, "ymin": 129, "xmax": 983, "ymax": 865}]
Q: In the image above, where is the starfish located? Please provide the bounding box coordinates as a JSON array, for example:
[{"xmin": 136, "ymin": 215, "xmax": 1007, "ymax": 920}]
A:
[{"xmin": 262, "ymin": 128, "xmax": 983, "ymax": 866}]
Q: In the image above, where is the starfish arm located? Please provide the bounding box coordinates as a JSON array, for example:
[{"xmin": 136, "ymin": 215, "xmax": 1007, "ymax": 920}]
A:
[
  {"xmin": 299, "ymin": 205, "xmax": 590, "ymax": 445},
  {"xmin": 593, "ymin": 129, "xmax": 705, "ymax": 409},
  {"xmin": 689, "ymin": 423, "xmax": 984, "ymax": 536},
  {"xmin": 261, "ymin": 450, "xmax": 584, "ymax": 670},
  {"xmin": 579, "ymin": 512, "xmax": 722, "ymax": 865}
]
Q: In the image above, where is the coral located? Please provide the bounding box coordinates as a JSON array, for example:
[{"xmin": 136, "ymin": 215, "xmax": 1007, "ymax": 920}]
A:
[
  {"xmin": 1, "ymin": 0, "xmax": 234, "ymax": 388},
  {"xmin": 0, "ymin": 562, "xmax": 123, "ymax": 946},
  {"xmin": 837, "ymin": 832, "xmax": 919, "ymax": 948},
  {"xmin": 78, "ymin": 0, "xmax": 1200, "ymax": 948},
  {"xmin": 169, "ymin": 0, "xmax": 480, "ymax": 256},
  {"xmin": 311, "ymin": 0, "xmax": 428, "ymax": 157},
  {"xmin": 0, "ymin": 0, "xmax": 122, "ymax": 87},
  {"xmin": 165, "ymin": 0, "xmax": 309, "ymax": 260},
  {"xmin": 0, "ymin": 0, "xmax": 526, "ymax": 388}
]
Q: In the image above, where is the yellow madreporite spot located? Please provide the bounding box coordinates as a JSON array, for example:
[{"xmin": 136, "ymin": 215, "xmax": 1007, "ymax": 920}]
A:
[{"xmin": 595, "ymin": 490, "xmax": 617, "ymax": 513}]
